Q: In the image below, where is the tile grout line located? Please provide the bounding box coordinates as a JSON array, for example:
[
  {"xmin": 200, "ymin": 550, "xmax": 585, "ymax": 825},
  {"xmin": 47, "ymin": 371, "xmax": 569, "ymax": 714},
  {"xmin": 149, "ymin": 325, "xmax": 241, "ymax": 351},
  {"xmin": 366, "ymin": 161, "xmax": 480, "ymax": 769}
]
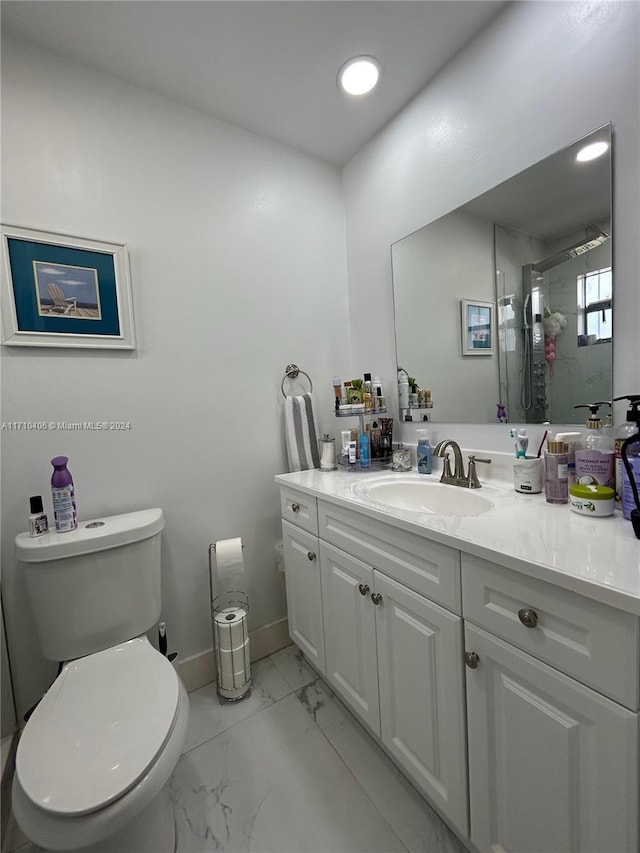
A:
[
  {"xmin": 293, "ymin": 677, "xmax": 413, "ymax": 853},
  {"xmin": 180, "ymin": 655, "xmax": 300, "ymax": 757}
]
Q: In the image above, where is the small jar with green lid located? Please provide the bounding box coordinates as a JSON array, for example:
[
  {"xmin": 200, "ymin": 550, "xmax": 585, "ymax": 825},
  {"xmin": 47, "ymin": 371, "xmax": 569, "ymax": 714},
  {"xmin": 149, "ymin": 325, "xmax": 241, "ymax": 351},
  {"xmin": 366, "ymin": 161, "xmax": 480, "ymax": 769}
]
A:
[{"xmin": 569, "ymin": 483, "xmax": 615, "ymax": 517}]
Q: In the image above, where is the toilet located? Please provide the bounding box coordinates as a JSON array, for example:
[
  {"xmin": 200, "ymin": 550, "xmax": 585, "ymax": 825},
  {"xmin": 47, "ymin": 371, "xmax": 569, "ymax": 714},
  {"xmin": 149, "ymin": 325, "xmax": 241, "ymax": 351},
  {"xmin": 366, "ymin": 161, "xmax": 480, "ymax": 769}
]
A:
[{"xmin": 12, "ymin": 508, "xmax": 190, "ymax": 853}]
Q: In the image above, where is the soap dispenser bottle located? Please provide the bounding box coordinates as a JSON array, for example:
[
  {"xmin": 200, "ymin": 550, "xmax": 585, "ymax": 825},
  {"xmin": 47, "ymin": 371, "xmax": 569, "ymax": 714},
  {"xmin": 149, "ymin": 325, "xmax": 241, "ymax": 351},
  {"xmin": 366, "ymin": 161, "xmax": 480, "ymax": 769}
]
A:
[
  {"xmin": 613, "ymin": 395, "xmax": 640, "ymax": 520},
  {"xmin": 574, "ymin": 402, "xmax": 614, "ymax": 489},
  {"xmin": 613, "ymin": 395, "xmax": 640, "ymax": 511},
  {"xmin": 416, "ymin": 429, "xmax": 432, "ymax": 474}
]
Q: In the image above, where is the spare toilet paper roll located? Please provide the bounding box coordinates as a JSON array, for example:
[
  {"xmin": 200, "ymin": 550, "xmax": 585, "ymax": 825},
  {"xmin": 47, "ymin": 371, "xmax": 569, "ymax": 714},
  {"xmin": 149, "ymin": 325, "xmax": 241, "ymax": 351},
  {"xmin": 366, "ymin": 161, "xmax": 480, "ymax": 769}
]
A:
[
  {"xmin": 214, "ymin": 538, "xmax": 244, "ymax": 579},
  {"xmin": 214, "ymin": 607, "xmax": 248, "ymax": 649},
  {"xmin": 218, "ymin": 639, "xmax": 251, "ymax": 675},
  {"xmin": 218, "ymin": 664, "xmax": 248, "ymax": 689}
]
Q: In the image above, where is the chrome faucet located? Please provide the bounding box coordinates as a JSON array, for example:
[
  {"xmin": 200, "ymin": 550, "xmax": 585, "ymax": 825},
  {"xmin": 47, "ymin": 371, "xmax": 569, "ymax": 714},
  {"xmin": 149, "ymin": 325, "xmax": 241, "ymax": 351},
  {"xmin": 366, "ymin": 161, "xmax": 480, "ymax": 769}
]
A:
[
  {"xmin": 433, "ymin": 439, "xmax": 466, "ymax": 484},
  {"xmin": 433, "ymin": 440, "xmax": 491, "ymax": 489}
]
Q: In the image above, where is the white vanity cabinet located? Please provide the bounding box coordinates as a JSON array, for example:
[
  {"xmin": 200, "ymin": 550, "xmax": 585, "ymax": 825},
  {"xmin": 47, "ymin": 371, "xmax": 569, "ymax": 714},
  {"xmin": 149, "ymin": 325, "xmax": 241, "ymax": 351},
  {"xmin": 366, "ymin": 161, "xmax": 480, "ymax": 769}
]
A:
[
  {"xmin": 282, "ymin": 519, "xmax": 325, "ymax": 672},
  {"xmin": 319, "ymin": 541, "xmax": 379, "ymax": 731},
  {"xmin": 374, "ymin": 569, "xmax": 468, "ymax": 834},
  {"xmin": 463, "ymin": 554, "xmax": 639, "ymax": 853},
  {"xmin": 465, "ymin": 623, "xmax": 638, "ymax": 853},
  {"xmin": 281, "ymin": 485, "xmax": 325, "ymax": 673},
  {"xmin": 278, "ymin": 477, "xmax": 640, "ymax": 853},
  {"xmin": 282, "ymin": 493, "xmax": 469, "ymax": 836},
  {"xmin": 320, "ymin": 541, "xmax": 468, "ymax": 833}
]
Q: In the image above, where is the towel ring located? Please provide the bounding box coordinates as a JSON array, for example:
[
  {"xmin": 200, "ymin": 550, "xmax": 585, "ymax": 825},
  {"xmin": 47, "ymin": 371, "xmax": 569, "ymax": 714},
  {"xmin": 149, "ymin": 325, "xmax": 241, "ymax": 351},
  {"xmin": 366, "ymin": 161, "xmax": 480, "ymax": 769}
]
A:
[{"xmin": 281, "ymin": 363, "xmax": 313, "ymax": 398}]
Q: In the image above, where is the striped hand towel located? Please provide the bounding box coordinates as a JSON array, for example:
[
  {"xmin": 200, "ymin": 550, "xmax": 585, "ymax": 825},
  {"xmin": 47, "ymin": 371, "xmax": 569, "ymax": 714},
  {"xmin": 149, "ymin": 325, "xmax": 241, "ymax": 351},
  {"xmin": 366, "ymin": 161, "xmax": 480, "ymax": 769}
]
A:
[{"xmin": 284, "ymin": 394, "xmax": 321, "ymax": 472}]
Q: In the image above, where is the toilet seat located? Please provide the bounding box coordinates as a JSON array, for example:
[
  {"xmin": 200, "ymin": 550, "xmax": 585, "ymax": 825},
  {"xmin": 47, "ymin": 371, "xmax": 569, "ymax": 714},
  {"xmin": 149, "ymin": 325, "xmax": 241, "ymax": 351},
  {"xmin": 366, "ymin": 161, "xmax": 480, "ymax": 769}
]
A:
[{"xmin": 16, "ymin": 636, "xmax": 179, "ymax": 817}]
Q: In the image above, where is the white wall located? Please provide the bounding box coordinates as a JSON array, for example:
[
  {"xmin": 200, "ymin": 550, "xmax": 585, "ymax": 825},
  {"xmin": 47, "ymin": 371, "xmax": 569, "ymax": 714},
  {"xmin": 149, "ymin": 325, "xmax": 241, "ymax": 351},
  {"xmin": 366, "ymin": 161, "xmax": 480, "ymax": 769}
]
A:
[
  {"xmin": 1, "ymin": 36, "xmax": 349, "ymax": 716},
  {"xmin": 343, "ymin": 0, "xmax": 640, "ymax": 446}
]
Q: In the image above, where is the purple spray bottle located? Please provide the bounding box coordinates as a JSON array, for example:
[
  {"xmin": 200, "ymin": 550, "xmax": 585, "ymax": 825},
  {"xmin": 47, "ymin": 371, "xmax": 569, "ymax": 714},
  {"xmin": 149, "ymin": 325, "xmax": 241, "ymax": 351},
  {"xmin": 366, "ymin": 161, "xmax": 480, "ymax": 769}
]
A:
[{"xmin": 51, "ymin": 456, "xmax": 77, "ymax": 532}]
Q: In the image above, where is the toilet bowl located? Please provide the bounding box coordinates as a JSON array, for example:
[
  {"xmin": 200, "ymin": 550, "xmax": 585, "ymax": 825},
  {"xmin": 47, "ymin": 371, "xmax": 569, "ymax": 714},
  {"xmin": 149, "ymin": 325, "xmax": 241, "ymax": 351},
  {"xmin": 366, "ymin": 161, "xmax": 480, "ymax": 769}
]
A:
[{"xmin": 12, "ymin": 636, "xmax": 189, "ymax": 852}]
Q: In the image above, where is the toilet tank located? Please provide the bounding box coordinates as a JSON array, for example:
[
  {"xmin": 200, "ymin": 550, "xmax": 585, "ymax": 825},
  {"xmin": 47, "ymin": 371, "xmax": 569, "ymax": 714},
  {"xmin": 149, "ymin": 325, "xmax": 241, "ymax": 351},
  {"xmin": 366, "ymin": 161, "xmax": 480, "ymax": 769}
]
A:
[{"xmin": 15, "ymin": 509, "xmax": 165, "ymax": 662}]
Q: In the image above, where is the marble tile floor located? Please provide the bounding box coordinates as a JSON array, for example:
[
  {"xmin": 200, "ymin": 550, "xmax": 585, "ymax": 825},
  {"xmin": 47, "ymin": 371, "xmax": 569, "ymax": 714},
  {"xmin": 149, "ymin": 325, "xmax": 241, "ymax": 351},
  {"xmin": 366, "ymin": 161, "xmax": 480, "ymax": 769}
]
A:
[{"xmin": 4, "ymin": 644, "xmax": 464, "ymax": 853}]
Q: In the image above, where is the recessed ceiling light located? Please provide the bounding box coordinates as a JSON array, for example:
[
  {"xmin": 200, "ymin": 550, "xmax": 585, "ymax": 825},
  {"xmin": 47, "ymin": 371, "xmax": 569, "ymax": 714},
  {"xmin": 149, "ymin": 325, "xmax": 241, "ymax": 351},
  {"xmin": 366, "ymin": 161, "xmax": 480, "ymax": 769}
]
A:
[
  {"xmin": 575, "ymin": 141, "xmax": 609, "ymax": 162},
  {"xmin": 337, "ymin": 56, "xmax": 381, "ymax": 97}
]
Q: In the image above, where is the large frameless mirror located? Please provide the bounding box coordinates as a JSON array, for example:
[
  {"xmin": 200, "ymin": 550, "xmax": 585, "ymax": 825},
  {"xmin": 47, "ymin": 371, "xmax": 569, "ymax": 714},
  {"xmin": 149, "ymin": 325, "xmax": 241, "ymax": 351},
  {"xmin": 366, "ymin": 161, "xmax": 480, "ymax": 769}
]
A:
[{"xmin": 391, "ymin": 124, "xmax": 612, "ymax": 424}]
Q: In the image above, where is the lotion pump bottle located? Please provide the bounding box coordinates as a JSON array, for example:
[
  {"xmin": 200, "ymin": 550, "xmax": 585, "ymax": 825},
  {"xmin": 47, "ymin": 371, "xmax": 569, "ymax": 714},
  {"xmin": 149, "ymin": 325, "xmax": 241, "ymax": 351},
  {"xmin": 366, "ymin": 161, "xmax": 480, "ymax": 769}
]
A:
[
  {"xmin": 51, "ymin": 456, "xmax": 77, "ymax": 532},
  {"xmin": 574, "ymin": 402, "xmax": 614, "ymax": 489},
  {"xmin": 613, "ymin": 395, "xmax": 640, "ymax": 510},
  {"xmin": 613, "ymin": 395, "xmax": 640, "ymax": 521}
]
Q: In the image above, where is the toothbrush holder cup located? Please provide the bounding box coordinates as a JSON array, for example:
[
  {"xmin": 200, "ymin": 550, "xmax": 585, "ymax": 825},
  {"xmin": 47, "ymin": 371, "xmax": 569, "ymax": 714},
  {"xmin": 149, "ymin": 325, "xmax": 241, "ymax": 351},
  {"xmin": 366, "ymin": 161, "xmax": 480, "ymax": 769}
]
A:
[{"xmin": 514, "ymin": 457, "xmax": 543, "ymax": 494}]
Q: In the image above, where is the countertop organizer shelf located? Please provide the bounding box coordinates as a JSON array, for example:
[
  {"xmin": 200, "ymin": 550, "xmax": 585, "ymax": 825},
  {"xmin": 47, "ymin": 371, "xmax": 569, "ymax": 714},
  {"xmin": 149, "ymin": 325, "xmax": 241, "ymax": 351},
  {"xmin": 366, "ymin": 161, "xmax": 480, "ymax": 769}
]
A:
[
  {"xmin": 335, "ymin": 409, "xmax": 392, "ymax": 471},
  {"xmin": 335, "ymin": 408, "xmax": 387, "ymax": 417}
]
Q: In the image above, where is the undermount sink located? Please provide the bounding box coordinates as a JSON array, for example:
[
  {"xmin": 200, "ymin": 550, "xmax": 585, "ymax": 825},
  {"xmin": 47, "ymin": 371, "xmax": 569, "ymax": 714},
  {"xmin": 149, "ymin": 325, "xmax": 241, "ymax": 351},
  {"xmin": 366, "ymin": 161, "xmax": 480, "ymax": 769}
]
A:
[{"xmin": 357, "ymin": 478, "xmax": 494, "ymax": 516}]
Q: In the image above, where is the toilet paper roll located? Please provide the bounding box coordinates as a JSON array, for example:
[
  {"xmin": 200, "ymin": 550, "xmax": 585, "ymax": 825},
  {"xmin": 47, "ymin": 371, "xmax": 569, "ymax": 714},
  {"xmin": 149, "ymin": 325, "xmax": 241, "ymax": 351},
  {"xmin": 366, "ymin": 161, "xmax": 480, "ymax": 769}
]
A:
[
  {"xmin": 218, "ymin": 665, "xmax": 248, "ymax": 689},
  {"xmin": 217, "ymin": 640, "xmax": 250, "ymax": 677},
  {"xmin": 214, "ymin": 538, "xmax": 244, "ymax": 579},
  {"xmin": 214, "ymin": 607, "xmax": 248, "ymax": 649}
]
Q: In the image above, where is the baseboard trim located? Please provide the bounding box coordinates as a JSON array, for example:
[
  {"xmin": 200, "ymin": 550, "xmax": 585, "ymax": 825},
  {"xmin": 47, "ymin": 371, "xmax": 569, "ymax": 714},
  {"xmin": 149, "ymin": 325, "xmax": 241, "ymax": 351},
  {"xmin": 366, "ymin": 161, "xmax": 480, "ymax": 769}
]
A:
[{"xmin": 177, "ymin": 617, "xmax": 291, "ymax": 694}]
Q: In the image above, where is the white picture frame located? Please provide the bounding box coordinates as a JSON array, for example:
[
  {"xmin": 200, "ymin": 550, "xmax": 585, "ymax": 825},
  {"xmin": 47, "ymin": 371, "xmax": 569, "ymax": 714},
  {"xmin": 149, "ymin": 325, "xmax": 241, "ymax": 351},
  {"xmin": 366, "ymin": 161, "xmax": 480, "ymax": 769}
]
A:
[
  {"xmin": 460, "ymin": 298, "xmax": 495, "ymax": 356},
  {"xmin": 1, "ymin": 224, "xmax": 135, "ymax": 350}
]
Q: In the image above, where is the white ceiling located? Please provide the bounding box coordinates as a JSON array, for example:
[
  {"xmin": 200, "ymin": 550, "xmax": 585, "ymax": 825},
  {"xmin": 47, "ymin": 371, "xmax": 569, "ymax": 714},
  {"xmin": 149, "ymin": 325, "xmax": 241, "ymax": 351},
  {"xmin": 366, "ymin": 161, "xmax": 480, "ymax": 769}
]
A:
[{"xmin": 1, "ymin": 0, "xmax": 508, "ymax": 167}]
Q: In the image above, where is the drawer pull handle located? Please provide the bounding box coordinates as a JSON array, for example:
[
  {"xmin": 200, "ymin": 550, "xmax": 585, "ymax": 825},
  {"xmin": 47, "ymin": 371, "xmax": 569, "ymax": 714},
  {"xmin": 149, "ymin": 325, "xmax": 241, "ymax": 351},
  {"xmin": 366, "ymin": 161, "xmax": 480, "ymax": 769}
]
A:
[
  {"xmin": 358, "ymin": 584, "xmax": 370, "ymax": 596},
  {"xmin": 307, "ymin": 551, "xmax": 316, "ymax": 561},
  {"xmin": 465, "ymin": 651, "xmax": 480, "ymax": 669},
  {"xmin": 518, "ymin": 608, "xmax": 539, "ymax": 629},
  {"xmin": 371, "ymin": 593, "xmax": 383, "ymax": 605},
  {"xmin": 291, "ymin": 502, "xmax": 300, "ymax": 513}
]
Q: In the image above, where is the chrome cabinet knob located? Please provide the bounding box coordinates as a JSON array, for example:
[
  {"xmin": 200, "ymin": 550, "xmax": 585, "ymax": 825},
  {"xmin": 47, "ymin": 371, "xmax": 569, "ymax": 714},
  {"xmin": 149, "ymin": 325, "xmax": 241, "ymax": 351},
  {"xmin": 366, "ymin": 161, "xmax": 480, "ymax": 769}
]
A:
[
  {"xmin": 465, "ymin": 651, "xmax": 480, "ymax": 669},
  {"xmin": 307, "ymin": 551, "xmax": 316, "ymax": 561},
  {"xmin": 291, "ymin": 502, "xmax": 300, "ymax": 513},
  {"xmin": 358, "ymin": 584, "xmax": 370, "ymax": 596},
  {"xmin": 371, "ymin": 593, "xmax": 382, "ymax": 605},
  {"xmin": 518, "ymin": 608, "xmax": 539, "ymax": 629}
]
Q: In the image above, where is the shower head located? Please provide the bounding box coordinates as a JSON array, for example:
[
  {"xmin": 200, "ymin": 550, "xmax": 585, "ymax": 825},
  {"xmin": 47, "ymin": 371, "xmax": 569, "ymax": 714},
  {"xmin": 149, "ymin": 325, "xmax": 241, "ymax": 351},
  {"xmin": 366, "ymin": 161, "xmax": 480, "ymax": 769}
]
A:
[{"xmin": 532, "ymin": 225, "xmax": 610, "ymax": 273}]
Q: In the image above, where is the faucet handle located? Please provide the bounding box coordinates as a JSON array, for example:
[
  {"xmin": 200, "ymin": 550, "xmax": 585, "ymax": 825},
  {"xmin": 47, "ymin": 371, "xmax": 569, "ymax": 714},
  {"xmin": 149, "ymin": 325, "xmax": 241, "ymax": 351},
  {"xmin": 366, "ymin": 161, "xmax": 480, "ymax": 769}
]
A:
[
  {"xmin": 442, "ymin": 452, "xmax": 453, "ymax": 479},
  {"xmin": 467, "ymin": 455, "xmax": 491, "ymax": 489}
]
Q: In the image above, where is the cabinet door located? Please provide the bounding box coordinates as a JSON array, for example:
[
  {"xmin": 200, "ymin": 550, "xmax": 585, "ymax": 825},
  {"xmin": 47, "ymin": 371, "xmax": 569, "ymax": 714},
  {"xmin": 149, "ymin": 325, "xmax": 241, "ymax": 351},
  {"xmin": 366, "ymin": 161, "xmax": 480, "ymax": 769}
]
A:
[
  {"xmin": 282, "ymin": 519, "xmax": 325, "ymax": 673},
  {"xmin": 465, "ymin": 623, "xmax": 638, "ymax": 853},
  {"xmin": 320, "ymin": 542, "xmax": 380, "ymax": 733},
  {"xmin": 375, "ymin": 571, "xmax": 468, "ymax": 836}
]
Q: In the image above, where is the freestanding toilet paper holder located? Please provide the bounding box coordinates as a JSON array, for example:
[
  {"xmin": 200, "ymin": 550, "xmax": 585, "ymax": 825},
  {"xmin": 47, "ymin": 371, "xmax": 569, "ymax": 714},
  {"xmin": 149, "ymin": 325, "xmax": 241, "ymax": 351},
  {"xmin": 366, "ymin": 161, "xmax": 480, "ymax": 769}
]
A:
[{"xmin": 208, "ymin": 543, "xmax": 252, "ymax": 704}]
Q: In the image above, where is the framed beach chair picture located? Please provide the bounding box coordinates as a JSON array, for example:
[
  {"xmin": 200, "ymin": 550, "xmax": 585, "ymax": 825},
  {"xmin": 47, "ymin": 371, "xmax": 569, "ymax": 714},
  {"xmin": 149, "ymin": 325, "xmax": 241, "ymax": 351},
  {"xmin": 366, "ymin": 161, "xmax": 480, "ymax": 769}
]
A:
[{"xmin": 1, "ymin": 224, "xmax": 135, "ymax": 349}]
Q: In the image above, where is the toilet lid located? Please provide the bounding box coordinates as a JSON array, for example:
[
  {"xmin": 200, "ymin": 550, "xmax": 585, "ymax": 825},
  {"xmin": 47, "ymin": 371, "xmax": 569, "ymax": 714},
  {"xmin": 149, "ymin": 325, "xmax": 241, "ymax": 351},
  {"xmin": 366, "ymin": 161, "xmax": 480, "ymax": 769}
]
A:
[{"xmin": 16, "ymin": 637, "xmax": 180, "ymax": 816}]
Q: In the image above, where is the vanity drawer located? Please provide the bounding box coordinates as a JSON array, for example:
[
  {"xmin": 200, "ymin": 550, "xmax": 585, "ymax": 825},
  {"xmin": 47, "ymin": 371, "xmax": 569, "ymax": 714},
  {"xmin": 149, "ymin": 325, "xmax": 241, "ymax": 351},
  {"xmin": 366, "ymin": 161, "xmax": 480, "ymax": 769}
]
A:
[
  {"xmin": 462, "ymin": 554, "xmax": 640, "ymax": 710},
  {"xmin": 280, "ymin": 487, "xmax": 318, "ymax": 536},
  {"xmin": 318, "ymin": 501, "xmax": 461, "ymax": 613}
]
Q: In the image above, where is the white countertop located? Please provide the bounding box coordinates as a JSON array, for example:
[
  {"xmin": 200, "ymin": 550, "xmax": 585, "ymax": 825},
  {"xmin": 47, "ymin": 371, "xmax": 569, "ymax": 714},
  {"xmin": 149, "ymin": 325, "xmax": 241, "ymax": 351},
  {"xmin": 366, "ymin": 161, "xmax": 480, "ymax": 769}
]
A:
[{"xmin": 275, "ymin": 465, "xmax": 640, "ymax": 616}]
